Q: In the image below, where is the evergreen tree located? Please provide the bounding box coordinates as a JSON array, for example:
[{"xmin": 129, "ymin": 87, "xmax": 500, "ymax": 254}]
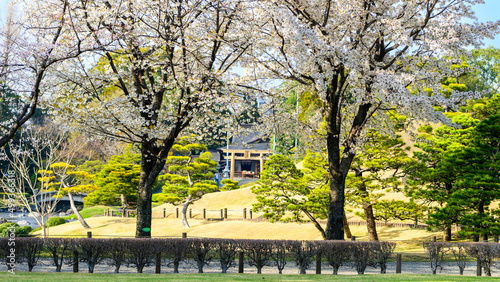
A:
[{"xmin": 156, "ymin": 138, "xmax": 218, "ymax": 228}]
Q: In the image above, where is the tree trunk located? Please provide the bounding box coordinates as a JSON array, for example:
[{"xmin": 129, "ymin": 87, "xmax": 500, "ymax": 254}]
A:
[
  {"xmin": 478, "ymin": 199, "xmax": 486, "ymax": 241},
  {"xmin": 41, "ymin": 223, "xmax": 47, "ymax": 238},
  {"xmin": 182, "ymin": 195, "xmax": 192, "ymax": 229},
  {"xmin": 136, "ymin": 142, "xmax": 158, "ymax": 238},
  {"xmin": 303, "ymin": 210, "xmax": 326, "ymax": 239},
  {"xmin": 356, "ymin": 171, "xmax": 378, "ymax": 241},
  {"xmin": 364, "ymin": 203, "xmax": 378, "ymax": 241},
  {"xmin": 444, "ymin": 183, "xmax": 453, "ymax": 241},
  {"xmin": 120, "ymin": 194, "xmax": 128, "ymax": 217},
  {"xmin": 343, "ymin": 213, "xmax": 352, "ymax": 239},
  {"xmin": 68, "ymin": 192, "xmax": 91, "ymax": 229},
  {"xmin": 324, "ymin": 75, "xmax": 373, "ymax": 239}
]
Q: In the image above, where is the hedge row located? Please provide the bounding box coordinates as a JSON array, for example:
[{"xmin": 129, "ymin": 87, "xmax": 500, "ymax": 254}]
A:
[
  {"xmin": 0, "ymin": 238, "xmax": 395, "ymax": 274},
  {"xmin": 424, "ymin": 242, "xmax": 500, "ymax": 276}
]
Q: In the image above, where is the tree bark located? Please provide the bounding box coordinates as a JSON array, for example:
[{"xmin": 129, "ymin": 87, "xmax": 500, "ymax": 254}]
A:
[
  {"xmin": 356, "ymin": 170, "xmax": 378, "ymax": 241},
  {"xmin": 182, "ymin": 195, "xmax": 193, "ymax": 229},
  {"xmin": 444, "ymin": 183, "xmax": 453, "ymax": 241},
  {"xmin": 120, "ymin": 194, "xmax": 128, "ymax": 217},
  {"xmin": 325, "ymin": 100, "xmax": 373, "ymax": 240},
  {"xmin": 68, "ymin": 192, "xmax": 91, "ymax": 229},
  {"xmin": 363, "ymin": 203, "xmax": 378, "ymax": 241},
  {"xmin": 343, "ymin": 213, "xmax": 352, "ymax": 239},
  {"xmin": 303, "ymin": 209, "xmax": 326, "ymax": 239}
]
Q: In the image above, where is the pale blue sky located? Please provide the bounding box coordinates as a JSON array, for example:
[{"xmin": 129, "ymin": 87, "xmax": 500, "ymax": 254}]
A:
[{"xmin": 0, "ymin": 0, "xmax": 499, "ymax": 47}]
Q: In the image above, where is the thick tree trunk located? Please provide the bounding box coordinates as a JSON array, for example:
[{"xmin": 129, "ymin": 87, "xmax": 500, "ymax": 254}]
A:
[
  {"xmin": 68, "ymin": 192, "xmax": 91, "ymax": 229},
  {"xmin": 324, "ymin": 102, "xmax": 372, "ymax": 240},
  {"xmin": 135, "ymin": 128, "xmax": 181, "ymax": 237},
  {"xmin": 182, "ymin": 195, "xmax": 192, "ymax": 229},
  {"xmin": 120, "ymin": 194, "xmax": 128, "ymax": 217},
  {"xmin": 136, "ymin": 143, "xmax": 156, "ymax": 238}
]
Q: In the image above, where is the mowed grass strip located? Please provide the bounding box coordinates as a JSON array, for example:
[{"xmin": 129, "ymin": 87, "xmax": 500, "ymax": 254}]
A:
[{"xmin": 2, "ymin": 273, "xmax": 499, "ymax": 282}]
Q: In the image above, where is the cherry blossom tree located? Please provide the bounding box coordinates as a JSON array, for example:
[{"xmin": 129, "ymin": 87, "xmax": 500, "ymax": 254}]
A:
[
  {"xmin": 0, "ymin": 0, "xmax": 96, "ymax": 147},
  {"xmin": 245, "ymin": 0, "xmax": 499, "ymax": 239},
  {"xmin": 47, "ymin": 0, "xmax": 250, "ymax": 237}
]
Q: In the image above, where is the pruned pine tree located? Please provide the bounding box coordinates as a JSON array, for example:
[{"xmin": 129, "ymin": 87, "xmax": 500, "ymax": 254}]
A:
[{"xmin": 157, "ymin": 138, "xmax": 218, "ymax": 228}]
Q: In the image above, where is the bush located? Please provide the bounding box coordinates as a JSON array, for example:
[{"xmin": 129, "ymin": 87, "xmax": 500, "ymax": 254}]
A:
[
  {"xmin": 241, "ymin": 239, "xmax": 273, "ymax": 274},
  {"xmin": 108, "ymin": 238, "xmax": 128, "ymax": 273},
  {"xmin": 0, "ymin": 222, "xmax": 31, "ymax": 237},
  {"xmin": 44, "ymin": 238, "xmax": 73, "ymax": 272},
  {"xmin": 47, "ymin": 217, "xmax": 66, "ymax": 227},
  {"xmin": 270, "ymin": 240, "xmax": 289, "ymax": 274},
  {"xmin": 350, "ymin": 242, "xmax": 378, "ymax": 275},
  {"xmin": 423, "ymin": 242, "xmax": 449, "ymax": 275},
  {"xmin": 162, "ymin": 238, "xmax": 189, "ymax": 273},
  {"xmin": 17, "ymin": 237, "xmax": 44, "ymax": 271},
  {"xmin": 188, "ymin": 238, "xmax": 215, "ymax": 273},
  {"xmin": 289, "ymin": 240, "xmax": 317, "ymax": 275},
  {"xmin": 374, "ymin": 241, "xmax": 396, "ymax": 274},
  {"xmin": 213, "ymin": 238, "xmax": 239, "ymax": 273},
  {"xmin": 318, "ymin": 240, "xmax": 352, "ymax": 275},
  {"xmin": 464, "ymin": 242, "xmax": 499, "ymax": 276},
  {"xmin": 75, "ymin": 238, "xmax": 110, "ymax": 273},
  {"xmin": 124, "ymin": 238, "xmax": 155, "ymax": 273}
]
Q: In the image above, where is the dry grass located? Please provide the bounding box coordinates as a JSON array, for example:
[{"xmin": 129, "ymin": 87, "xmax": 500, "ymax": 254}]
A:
[
  {"xmin": 35, "ymin": 215, "xmax": 442, "ymax": 256},
  {"xmin": 154, "ymin": 187, "xmax": 258, "ymax": 211}
]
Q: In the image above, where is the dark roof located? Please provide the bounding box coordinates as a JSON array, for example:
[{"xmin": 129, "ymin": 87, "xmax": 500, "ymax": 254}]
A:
[{"xmin": 219, "ymin": 131, "xmax": 270, "ymax": 151}]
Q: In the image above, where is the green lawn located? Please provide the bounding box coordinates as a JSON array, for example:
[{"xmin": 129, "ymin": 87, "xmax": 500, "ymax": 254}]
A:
[
  {"xmin": 63, "ymin": 205, "xmax": 111, "ymax": 220},
  {"xmin": 1, "ymin": 273, "xmax": 499, "ymax": 281}
]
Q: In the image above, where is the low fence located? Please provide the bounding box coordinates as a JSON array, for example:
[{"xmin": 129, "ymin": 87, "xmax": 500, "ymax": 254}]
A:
[{"xmin": 103, "ymin": 207, "xmax": 429, "ymax": 229}]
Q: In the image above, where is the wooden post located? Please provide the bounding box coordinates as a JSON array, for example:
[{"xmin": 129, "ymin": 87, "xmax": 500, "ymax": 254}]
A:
[
  {"xmin": 477, "ymin": 259, "xmax": 482, "ymax": 276},
  {"xmin": 243, "ymin": 208, "xmax": 246, "ymax": 219},
  {"xmin": 238, "ymin": 251, "xmax": 244, "ymax": 273},
  {"xmin": 220, "ymin": 209, "xmax": 223, "ymax": 219},
  {"xmin": 230, "ymin": 153, "xmax": 235, "ymax": 180},
  {"xmin": 315, "ymin": 253, "xmax": 321, "ymax": 274},
  {"xmin": 182, "ymin": 232, "xmax": 187, "ymax": 238},
  {"xmin": 351, "ymin": 236, "xmax": 356, "ymax": 241},
  {"xmin": 203, "ymin": 209, "xmax": 206, "ymax": 219},
  {"xmin": 189, "ymin": 208, "xmax": 192, "ymax": 219},
  {"xmin": 155, "ymin": 252, "xmax": 161, "ymax": 274},
  {"xmin": 495, "ymin": 236, "xmax": 499, "ymax": 243},
  {"xmin": 87, "ymin": 231, "xmax": 92, "ymax": 238},
  {"xmin": 396, "ymin": 254, "xmax": 402, "ymax": 274},
  {"xmin": 163, "ymin": 208, "xmax": 166, "ymax": 218},
  {"xmin": 432, "ymin": 236, "xmax": 436, "ymax": 242},
  {"xmin": 176, "ymin": 208, "xmax": 179, "ymax": 218},
  {"xmin": 73, "ymin": 251, "xmax": 79, "ymax": 273},
  {"xmin": 224, "ymin": 208, "xmax": 228, "ymax": 219},
  {"xmin": 249, "ymin": 210, "xmax": 253, "ymax": 219},
  {"xmin": 104, "ymin": 209, "xmax": 107, "ymax": 217}
]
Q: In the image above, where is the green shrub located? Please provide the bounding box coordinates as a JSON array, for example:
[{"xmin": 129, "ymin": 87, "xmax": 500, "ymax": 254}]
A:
[
  {"xmin": 0, "ymin": 222, "xmax": 32, "ymax": 237},
  {"xmin": 47, "ymin": 217, "xmax": 66, "ymax": 227}
]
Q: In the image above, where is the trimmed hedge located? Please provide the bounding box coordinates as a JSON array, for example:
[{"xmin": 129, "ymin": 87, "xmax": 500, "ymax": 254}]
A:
[
  {"xmin": 0, "ymin": 237, "xmax": 395, "ymax": 274},
  {"xmin": 424, "ymin": 241, "xmax": 500, "ymax": 276},
  {"xmin": 47, "ymin": 217, "xmax": 66, "ymax": 227}
]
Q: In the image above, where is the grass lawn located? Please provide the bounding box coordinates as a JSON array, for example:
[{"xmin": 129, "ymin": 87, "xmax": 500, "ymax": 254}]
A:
[
  {"xmin": 2, "ymin": 273, "xmax": 499, "ymax": 282},
  {"xmin": 63, "ymin": 205, "xmax": 110, "ymax": 220}
]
